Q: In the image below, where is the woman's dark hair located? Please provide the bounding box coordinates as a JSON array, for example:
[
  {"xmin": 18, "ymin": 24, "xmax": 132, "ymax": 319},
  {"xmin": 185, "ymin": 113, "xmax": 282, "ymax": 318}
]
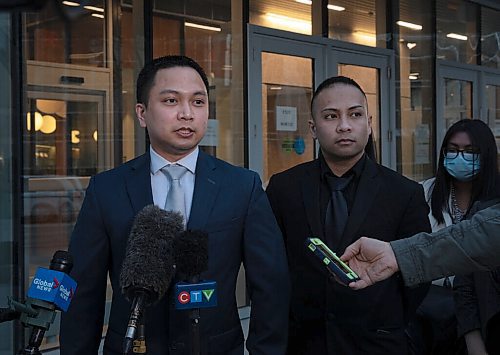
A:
[{"xmin": 430, "ymin": 119, "xmax": 499, "ymax": 223}]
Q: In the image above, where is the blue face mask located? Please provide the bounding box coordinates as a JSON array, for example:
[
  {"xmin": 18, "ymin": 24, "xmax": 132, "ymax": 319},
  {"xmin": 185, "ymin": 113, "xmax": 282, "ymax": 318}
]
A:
[{"xmin": 443, "ymin": 152, "xmax": 481, "ymax": 182}]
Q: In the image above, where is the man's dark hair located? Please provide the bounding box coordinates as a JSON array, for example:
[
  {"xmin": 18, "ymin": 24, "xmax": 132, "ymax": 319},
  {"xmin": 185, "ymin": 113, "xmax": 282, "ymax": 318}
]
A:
[
  {"xmin": 136, "ymin": 55, "xmax": 210, "ymax": 105},
  {"xmin": 310, "ymin": 75, "xmax": 375, "ymax": 160},
  {"xmin": 310, "ymin": 76, "xmax": 367, "ymax": 114}
]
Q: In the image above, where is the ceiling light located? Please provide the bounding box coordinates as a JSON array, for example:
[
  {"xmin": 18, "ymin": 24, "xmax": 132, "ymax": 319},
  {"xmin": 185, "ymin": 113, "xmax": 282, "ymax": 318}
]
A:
[
  {"xmin": 409, "ymin": 75, "xmax": 418, "ymax": 80},
  {"xmin": 84, "ymin": 5, "xmax": 104, "ymax": 12},
  {"xmin": 185, "ymin": 22, "xmax": 221, "ymax": 32},
  {"xmin": 396, "ymin": 21, "xmax": 422, "ymax": 31},
  {"xmin": 327, "ymin": 4, "xmax": 345, "ymax": 11},
  {"xmin": 40, "ymin": 115, "xmax": 56, "ymax": 134},
  {"xmin": 91, "ymin": 13, "xmax": 104, "ymax": 19},
  {"xmin": 62, "ymin": 1, "xmax": 79, "ymax": 6},
  {"xmin": 406, "ymin": 42, "xmax": 417, "ymax": 49},
  {"xmin": 294, "ymin": 0, "xmax": 345, "ymax": 11},
  {"xmin": 264, "ymin": 13, "xmax": 311, "ymax": 34},
  {"xmin": 447, "ymin": 33, "xmax": 468, "ymax": 41}
]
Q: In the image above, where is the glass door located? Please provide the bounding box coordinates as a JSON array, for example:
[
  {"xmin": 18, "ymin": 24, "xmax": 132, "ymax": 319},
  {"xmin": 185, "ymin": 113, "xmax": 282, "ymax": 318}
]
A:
[
  {"xmin": 328, "ymin": 46, "xmax": 394, "ymax": 167},
  {"xmin": 436, "ymin": 63, "xmax": 479, "ymax": 150},
  {"xmin": 248, "ymin": 25, "xmax": 325, "ymax": 184},
  {"xmin": 482, "ymin": 72, "xmax": 500, "ymax": 154}
]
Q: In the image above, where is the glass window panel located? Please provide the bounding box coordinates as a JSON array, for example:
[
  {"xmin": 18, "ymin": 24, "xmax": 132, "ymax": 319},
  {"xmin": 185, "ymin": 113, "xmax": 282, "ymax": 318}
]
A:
[
  {"xmin": 481, "ymin": 7, "xmax": 500, "ymax": 69},
  {"xmin": 250, "ymin": 0, "xmax": 311, "ymax": 35},
  {"xmin": 444, "ymin": 79, "xmax": 472, "ymax": 128},
  {"xmin": 328, "ymin": 0, "xmax": 387, "ymax": 48},
  {"xmin": 397, "ymin": 0, "xmax": 434, "ymax": 180},
  {"xmin": 436, "ymin": 0, "xmax": 478, "ymax": 65},
  {"xmin": 24, "ymin": 0, "xmax": 107, "ymax": 67},
  {"xmin": 261, "ymin": 52, "xmax": 314, "ymax": 183},
  {"xmin": 485, "ymin": 84, "xmax": 500, "ymax": 154}
]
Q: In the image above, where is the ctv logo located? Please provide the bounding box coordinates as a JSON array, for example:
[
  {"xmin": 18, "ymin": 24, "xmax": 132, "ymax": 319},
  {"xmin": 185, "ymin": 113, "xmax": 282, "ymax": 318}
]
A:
[
  {"xmin": 177, "ymin": 289, "xmax": 215, "ymax": 305},
  {"xmin": 175, "ymin": 281, "xmax": 217, "ymax": 310}
]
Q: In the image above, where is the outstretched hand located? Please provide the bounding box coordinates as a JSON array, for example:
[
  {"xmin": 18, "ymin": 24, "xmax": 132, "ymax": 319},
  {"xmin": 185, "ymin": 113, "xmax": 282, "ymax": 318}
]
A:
[{"xmin": 340, "ymin": 237, "xmax": 399, "ymax": 290}]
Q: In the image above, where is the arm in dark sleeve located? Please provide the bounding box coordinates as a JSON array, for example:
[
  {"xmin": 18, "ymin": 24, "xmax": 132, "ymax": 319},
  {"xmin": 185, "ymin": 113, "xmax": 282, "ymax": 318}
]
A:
[
  {"xmin": 453, "ymin": 274, "xmax": 481, "ymax": 338},
  {"xmin": 391, "ymin": 203, "xmax": 500, "ymax": 287},
  {"xmin": 244, "ymin": 173, "xmax": 290, "ymax": 355},
  {"xmin": 60, "ymin": 176, "xmax": 110, "ymax": 354}
]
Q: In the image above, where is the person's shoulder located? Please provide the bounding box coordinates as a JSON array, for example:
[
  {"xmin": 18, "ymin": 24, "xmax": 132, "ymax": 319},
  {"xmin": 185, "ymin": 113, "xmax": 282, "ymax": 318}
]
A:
[
  {"xmin": 93, "ymin": 154, "xmax": 148, "ymax": 181},
  {"xmin": 271, "ymin": 160, "xmax": 316, "ymax": 179}
]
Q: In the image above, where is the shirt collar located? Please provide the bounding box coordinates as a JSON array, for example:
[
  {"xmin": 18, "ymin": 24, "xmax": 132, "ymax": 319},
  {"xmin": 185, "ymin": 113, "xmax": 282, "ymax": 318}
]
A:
[
  {"xmin": 320, "ymin": 152, "xmax": 366, "ymax": 180},
  {"xmin": 150, "ymin": 146, "xmax": 199, "ymax": 174}
]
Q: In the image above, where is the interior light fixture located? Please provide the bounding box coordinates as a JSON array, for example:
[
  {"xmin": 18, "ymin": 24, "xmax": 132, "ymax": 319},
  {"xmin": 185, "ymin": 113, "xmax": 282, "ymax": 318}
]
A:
[
  {"xmin": 396, "ymin": 20, "xmax": 422, "ymax": 31},
  {"xmin": 447, "ymin": 33, "xmax": 468, "ymax": 41},
  {"xmin": 294, "ymin": 0, "xmax": 345, "ymax": 11},
  {"xmin": 40, "ymin": 115, "xmax": 56, "ymax": 134},
  {"xmin": 185, "ymin": 22, "xmax": 221, "ymax": 32},
  {"xmin": 62, "ymin": 1, "xmax": 80, "ymax": 6},
  {"xmin": 26, "ymin": 112, "xmax": 43, "ymax": 131},
  {"xmin": 84, "ymin": 5, "xmax": 104, "ymax": 12},
  {"xmin": 71, "ymin": 130, "xmax": 81, "ymax": 144},
  {"xmin": 269, "ymin": 86, "xmax": 282, "ymax": 90},
  {"xmin": 93, "ymin": 130, "xmax": 98, "ymax": 142},
  {"xmin": 409, "ymin": 72, "xmax": 419, "ymax": 80},
  {"xmin": 91, "ymin": 13, "xmax": 104, "ymax": 19},
  {"xmin": 353, "ymin": 30, "xmax": 376, "ymax": 46},
  {"xmin": 406, "ymin": 42, "xmax": 417, "ymax": 49},
  {"xmin": 265, "ymin": 13, "xmax": 311, "ymax": 34},
  {"xmin": 327, "ymin": 4, "xmax": 345, "ymax": 11}
]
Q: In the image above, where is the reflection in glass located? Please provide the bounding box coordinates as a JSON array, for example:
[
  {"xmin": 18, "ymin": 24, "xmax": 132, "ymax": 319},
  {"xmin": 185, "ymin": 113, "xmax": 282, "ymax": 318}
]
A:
[
  {"xmin": 485, "ymin": 84, "xmax": 500, "ymax": 154},
  {"xmin": 481, "ymin": 7, "xmax": 500, "ymax": 69},
  {"xmin": 398, "ymin": 0, "xmax": 434, "ymax": 180},
  {"xmin": 250, "ymin": 0, "xmax": 311, "ymax": 35},
  {"xmin": 436, "ymin": 0, "xmax": 478, "ymax": 65},
  {"xmin": 24, "ymin": 0, "xmax": 106, "ymax": 67},
  {"xmin": 261, "ymin": 53, "xmax": 313, "ymax": 184},
  {"xmin": 444, "ymin": 79, "xmax": 472, "ymax": 129}
]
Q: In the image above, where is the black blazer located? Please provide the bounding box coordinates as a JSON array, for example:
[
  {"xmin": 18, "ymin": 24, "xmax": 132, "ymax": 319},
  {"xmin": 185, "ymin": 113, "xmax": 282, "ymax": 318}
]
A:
[
  {"xmin": 266, "ymin": 157, "xmax": 431, "ymax": 355},
  {"xmin": 60, "ymin": 151, "xmax": 290, "ymax": 355}
]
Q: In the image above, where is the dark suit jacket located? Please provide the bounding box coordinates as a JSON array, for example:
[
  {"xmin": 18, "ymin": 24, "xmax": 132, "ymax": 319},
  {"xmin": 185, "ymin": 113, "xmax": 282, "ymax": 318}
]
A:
[
  {"xmin": 60, "ymin": 151, "xmax": 290, "ymax": 355},
  {"xmin": 266, "ymin": 157, "xmax": 431, "ymax": 355}
]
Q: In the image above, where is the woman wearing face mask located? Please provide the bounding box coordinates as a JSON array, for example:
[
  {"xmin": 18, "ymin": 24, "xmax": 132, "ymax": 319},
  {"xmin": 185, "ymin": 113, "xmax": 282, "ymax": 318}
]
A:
[{"xmin": 415, "ymin": 119, "xmax": 500, "ymax": 355}]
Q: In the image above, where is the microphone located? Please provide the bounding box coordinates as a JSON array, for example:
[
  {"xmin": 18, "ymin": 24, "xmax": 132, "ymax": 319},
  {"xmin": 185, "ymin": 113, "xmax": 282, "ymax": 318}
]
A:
[
  {"xmin": 119, "ymin": 205, "xmax": 183, "ymax": 354},
  {"xmin": 7, "ymin": 250, "xmax": 77, "ymax": 355},
  {"xmin": 174, "ymin": 230, "xmax": 217, "ymax": 355}
]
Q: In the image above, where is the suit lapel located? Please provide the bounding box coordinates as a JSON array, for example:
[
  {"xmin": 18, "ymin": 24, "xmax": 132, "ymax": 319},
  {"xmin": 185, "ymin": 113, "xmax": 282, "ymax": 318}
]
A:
[
  {"xmin": 187, "ymin": 151, "xmax": 219, "ymax": 230},
  {"xmin": 340, "ymin": 158, "xmax": 381, "ymax": 250},
  {"xmin": 301, "ymin": 160, "xmax": 323, "ymax": 239},
  {"xmin": 125, "ymin": 153, "xmax": 154, "ymax": 215}
]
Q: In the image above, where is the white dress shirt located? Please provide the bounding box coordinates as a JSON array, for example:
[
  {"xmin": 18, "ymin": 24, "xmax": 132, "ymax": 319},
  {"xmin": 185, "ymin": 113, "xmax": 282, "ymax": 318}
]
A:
[{"xmin": 150, "ymin": 146, "xmax": 198, "ymax": 222}]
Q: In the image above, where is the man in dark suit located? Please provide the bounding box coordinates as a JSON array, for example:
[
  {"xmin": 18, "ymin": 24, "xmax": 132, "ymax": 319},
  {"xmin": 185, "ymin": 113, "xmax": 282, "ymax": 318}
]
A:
[
  {"xmin": 60, "ymin": 55, "xmax": 289, "ymax": 354},
  {"xmin": 266, "ymin": 76, "xmax": 430, "ymax": 355}
]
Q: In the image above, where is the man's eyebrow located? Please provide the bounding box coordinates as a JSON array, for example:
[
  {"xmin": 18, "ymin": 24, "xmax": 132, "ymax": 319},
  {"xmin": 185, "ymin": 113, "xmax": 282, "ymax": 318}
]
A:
[
  {"xmin": 321, "ymin": 104, "xmax": 365, "ymax": 112},
  {"xmin": 158, "ymin": 89, "xmax": 207, "ymax": 96}
]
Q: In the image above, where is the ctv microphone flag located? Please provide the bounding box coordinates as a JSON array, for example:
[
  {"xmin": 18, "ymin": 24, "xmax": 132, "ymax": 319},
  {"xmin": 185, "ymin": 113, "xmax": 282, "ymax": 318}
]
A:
[{"xmin": 175, "ymin": 281, "xmax": 217, "ymax": 310}]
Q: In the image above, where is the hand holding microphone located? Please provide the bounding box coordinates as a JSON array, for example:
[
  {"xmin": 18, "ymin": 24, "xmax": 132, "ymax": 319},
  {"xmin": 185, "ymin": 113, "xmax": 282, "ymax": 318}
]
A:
[{"xmin": 119, "ymin": 205, "xmax": 183, "ymax": 354}]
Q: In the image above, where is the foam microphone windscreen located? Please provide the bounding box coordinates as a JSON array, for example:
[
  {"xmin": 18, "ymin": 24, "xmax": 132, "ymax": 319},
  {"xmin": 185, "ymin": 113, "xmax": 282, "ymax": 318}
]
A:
[
  {"xmin": 120, "ymin": 205, "xmax": 184, "ymax": 303},
  {"xmin": 174, "ymin": 229, "xmax": 209, "ymax": 278}
]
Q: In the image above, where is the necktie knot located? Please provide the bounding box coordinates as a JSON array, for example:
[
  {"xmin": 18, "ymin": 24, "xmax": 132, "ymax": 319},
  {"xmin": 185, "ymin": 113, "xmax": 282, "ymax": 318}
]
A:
[
  {"xmin": 163, "ymin": 164, "xmax": 188, "ymax": 181},
  {"xmin": 326, "ymin": 174, "xmax": 352, "ymax": 192}
]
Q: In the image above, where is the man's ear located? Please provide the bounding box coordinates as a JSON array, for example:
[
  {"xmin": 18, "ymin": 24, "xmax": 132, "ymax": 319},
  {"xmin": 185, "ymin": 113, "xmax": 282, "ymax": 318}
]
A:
[
  {"xmin": 308, "ymin": 119, "xmax": 317, "ymax": 139},
  {"xmin": 135, "ymin": 103, "xmax": 147, "ymax": 128}
]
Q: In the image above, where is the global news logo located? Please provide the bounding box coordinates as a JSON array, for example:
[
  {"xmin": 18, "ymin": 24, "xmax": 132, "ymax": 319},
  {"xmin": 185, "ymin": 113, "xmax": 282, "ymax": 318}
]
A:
[
  {"xmin": 27, "ymin": 267, "xmax": 78, "ymax": 312},
  {"xmin": 175, "ymin": 281, "xmax": 217, "ymax": 310}
]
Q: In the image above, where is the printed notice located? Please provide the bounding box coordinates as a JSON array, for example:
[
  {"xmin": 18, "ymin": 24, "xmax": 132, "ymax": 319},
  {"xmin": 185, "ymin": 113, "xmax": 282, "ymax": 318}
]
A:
[{"xmin": 276, "ymin": 106, "xmax": 297, "ymax": 132}]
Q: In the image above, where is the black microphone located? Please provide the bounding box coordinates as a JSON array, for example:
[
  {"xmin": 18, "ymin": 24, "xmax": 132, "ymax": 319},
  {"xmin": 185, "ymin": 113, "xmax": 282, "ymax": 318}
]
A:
[
  {"xmin": 119, "ymin": 205, "xmax": 183, "ymax": 354},
  {"xmin": 174, "ymin": 230, "xmax": 216, "ymax": 355},
  {"xmin": 8, "ymin": 250, "xmax": 76, "ymax": 355}
]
